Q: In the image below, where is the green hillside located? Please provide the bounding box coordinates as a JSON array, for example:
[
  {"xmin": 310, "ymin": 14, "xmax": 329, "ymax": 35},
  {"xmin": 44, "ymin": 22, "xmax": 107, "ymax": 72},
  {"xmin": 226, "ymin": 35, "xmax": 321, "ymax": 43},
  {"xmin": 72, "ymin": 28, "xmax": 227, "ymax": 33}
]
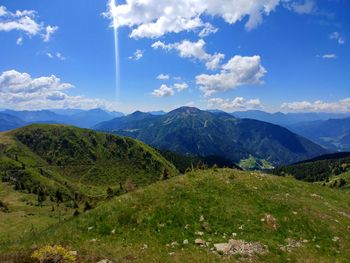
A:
[
  {"xmin": 2, "ymin": 169, "xmax": 349, "ymax": 262},
  {"xmin": 0, "ymin": 124, "xmax": 178, "ymax": 200}
]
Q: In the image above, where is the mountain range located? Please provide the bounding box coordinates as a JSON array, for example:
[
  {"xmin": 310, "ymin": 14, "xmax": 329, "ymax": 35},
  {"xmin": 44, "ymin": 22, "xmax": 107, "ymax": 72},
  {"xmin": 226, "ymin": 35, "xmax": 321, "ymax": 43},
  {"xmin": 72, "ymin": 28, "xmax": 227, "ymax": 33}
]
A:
[
  {"xmin": 287, "ymin": 117, "xmax": 350, "ymax": 151},
  {"xmin": 95, "ymin": 107, "xmax": 326, "ymax": 165},
  {"xmin": 231, "ymin": 110, "xmax": 350, "ymax": 126},
  {"xmin": 0, "ymin": 108, "xmax": 124, "ymax": 129}
]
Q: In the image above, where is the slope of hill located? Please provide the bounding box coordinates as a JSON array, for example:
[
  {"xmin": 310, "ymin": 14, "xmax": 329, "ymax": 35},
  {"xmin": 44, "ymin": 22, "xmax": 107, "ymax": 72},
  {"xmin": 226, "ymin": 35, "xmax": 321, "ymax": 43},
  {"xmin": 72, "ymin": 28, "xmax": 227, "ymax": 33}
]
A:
[
  {"xmin": 288, "ymin": 117, "xmax": 350, "ymax": 151},
  {"xmin": 95, "ymin": 107, "xmax": 326, "ymax": 165},
  {"xmin": 0, "ymin": 113, "xmax": 26, "ymax": 132},
  {"xmin": 273, "ymin": 152, "xmax": 350, "ymax": 182},
  {"xmin": 0, "ymin": 124, "xmax": 178, "ymax": 199},
  {"xmin": 1, "ymin": 169, "xmax": 349, "ymax": 262}
]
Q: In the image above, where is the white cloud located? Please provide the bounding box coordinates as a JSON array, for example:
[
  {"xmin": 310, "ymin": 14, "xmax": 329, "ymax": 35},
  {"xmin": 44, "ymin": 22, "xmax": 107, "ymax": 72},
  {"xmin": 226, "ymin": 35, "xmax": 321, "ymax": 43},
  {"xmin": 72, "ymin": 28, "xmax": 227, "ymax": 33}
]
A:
[
  {"xmin": 174, "ymin": 82, "xmax": 189, "ymax": 91},
  {"xmin": 0, "ymin": 70, "xmax": 118, "ymax": 111},
  {"xmin": 207, "ymin": 97, "xmax": 262, "ymax": 110},
  {"xmin": 46, "ymin": 52, "xmax": 66, "ymax": 61},
  {"xmin": 105, "ymin": 0, "xmax": 281, "ymax": 38},
  {"xmin": 198, "ymin": 23, "xmax": 218, "ymax": 37},
  {"xmin": 0, "ymin": 5, "xmax": 57, "ymax": 43},
  {"xmin": 196, "ymin": 55, "xmax": 267, "ymax": 96},
  {"xmin": 322, "ymin": 54, "xmax": 337, "ymax": 59},
  {"xmin": 16, "ymin": 37, "xmax": 23, "ymax": 45},
  {"xmin": 152, "ymin": 84, "xmax": 175, "ymax": 97},
  {"xmin": 281, "ymin": 98, "xmax": 350, "ymax": 112},
  {"xmin": 286, "ymin": 0, "xmax": 315, "ymax": 14},
  {"xmin": 152, "ymin": 82, "xmax": 189, "ymax": 97},
  {"xmin": 128, "ymin": 49, "xmax": 144, "ymax": 60},
  {"xmin": 42, "ymin": 25, "xmax": 58, "ymax": 42},
  {"xmin": 330, "ymin": 32, "xmax": 345, "ymax": 45},
  {"xmin": 156, "ymin": 74, "xmax": 170, "ymax": 80},
  {"xmin": 152, "ymin": 39, "xmax": 224, "ymax": 70}
]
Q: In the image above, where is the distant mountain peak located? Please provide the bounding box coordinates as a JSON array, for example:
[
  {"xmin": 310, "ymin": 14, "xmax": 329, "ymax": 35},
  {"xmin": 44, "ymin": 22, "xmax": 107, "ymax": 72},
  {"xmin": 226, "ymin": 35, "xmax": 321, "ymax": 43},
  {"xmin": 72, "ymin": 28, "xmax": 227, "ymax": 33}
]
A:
[
  {"xmin": 169, "ymin": 106, "xmax": 202, "ymax": 115},
  {"xmin": 130, "ymin": 110, "xmax": 151, "ymax": 117}
]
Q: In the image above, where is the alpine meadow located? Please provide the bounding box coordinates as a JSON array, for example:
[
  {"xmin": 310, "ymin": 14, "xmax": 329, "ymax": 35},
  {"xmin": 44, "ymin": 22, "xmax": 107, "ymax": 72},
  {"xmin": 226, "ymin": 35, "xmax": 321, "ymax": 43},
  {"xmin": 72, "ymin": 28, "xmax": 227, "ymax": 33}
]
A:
[{"xmin": 0, "ymin": 0, "xmax": 349, "ymax": 262}]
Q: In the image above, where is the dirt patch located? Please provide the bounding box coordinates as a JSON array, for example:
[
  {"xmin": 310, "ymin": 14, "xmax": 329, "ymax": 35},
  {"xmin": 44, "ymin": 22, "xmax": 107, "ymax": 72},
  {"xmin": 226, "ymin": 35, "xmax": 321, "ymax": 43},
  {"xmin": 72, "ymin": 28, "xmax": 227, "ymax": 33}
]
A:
[
  {"xmin": 279, "ymin": 238, "xmax": 302, "ymax": 252},
  {"xmin": 214, "ymin": 239, "xmax": 267, "ymax": 256}
]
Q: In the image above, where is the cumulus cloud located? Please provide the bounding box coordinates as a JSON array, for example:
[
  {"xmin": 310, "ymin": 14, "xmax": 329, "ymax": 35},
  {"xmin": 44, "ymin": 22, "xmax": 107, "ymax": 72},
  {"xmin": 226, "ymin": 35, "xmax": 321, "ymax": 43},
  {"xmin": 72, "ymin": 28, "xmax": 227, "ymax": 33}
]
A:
[
  {"xmin": 0, "ymin": 70, "xmax": 117, "ymax": 110},
  {"xmin": 281, "ymin": 98, "xmax": 350, "ymax": 112},
  {"xmin": 174, "ymin": 82, "xmax": 189, "ymax": 91},
  {"xmin": 152, "ymin": 82, "xmax": 189, "ymax": 97},
  {"xmin": 152, "ymin": 84, "xmax": 175, "ymax": 97},
  {"xmin": 0, "ymin": 5, "xmax": 58, "ymax": 43},
  {"xmin": 128, "ymin": 49, "xmax": 144, "ymax": 60},
  {"xmin": 330, "ymin": 32, "xmax": 345, "ymax": 45},
  {"xmin": 105, "ymin": 0, "xmax": 281, "ymax": 38},
  {"xmin": 152, "ymin": 39, "xmax": 224, "ymax": 70},
  {"xmin": 196, "ymin": 55, "xmax": 266, "ymax": 96},
  {"xmin": 322, "ymin": 54, "xmax": 337, "ymax": 59},
  {"xmin": 156, "ymin": 74, "xmax": 170, "ymax": 80},
  {"xmin": 207, "ymin": 97, "xmax": 262, "ymax": 110}
]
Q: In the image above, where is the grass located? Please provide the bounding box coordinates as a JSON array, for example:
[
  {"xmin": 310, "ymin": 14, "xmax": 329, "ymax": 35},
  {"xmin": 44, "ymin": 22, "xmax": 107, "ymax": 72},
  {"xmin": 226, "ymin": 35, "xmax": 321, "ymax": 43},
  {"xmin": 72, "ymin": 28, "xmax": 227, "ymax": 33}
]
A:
[
  {"xmin": 0, "ymin": 181, "xmax": 74, "ymax": 246},
  {"xmin": 1, "ymin": 168, "xmax": 350, "ymax": 262}
]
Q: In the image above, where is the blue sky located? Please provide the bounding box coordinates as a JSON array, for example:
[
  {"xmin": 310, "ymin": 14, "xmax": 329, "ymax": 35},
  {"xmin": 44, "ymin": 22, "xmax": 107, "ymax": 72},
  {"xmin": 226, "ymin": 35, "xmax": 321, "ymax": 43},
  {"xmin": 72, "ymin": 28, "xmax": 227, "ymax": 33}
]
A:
[{"xmin": 0, "ymin": 0, "xmax": 349, "ymax": 113}]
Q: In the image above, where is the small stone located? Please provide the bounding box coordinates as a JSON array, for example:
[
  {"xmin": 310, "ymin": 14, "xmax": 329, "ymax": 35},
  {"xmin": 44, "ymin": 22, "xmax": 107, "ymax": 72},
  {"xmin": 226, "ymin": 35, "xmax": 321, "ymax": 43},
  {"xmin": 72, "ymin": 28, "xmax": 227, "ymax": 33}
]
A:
[
  {"xmin": 195, "ymin": 238, "xmax": 206, "ymax": 245},
  {"xmin": 171, "ymin": 241, "xmax": 178, "ymax": 247},
  {"xmin": 183, "ymin": 239, "xmax": 189, "ymax": 245},
  {"xmin": 292, "ymin": 211, "xmax": 298, "ymax": 215}
]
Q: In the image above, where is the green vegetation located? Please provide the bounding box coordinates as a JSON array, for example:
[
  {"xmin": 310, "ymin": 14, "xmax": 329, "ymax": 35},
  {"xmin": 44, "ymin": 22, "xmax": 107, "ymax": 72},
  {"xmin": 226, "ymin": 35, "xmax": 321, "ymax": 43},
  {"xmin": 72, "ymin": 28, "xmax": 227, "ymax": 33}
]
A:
[
  {"xmin": 273, "ymin": 152, "xmax": 350, "ymax": 182},
  {"xmin": 159, "ymin": 149, "xmax": 241, "ymax": 173},
  {"xmin": 239, "ymin": 155, "xmax": 274, "ymax": 171},
  {"xmin": 0, "ymin": 124, "xmax": 177, "ymax": 200},
  {"xmin": 1, "ymin": 169, "xmax": 349, "ymax": 262}
]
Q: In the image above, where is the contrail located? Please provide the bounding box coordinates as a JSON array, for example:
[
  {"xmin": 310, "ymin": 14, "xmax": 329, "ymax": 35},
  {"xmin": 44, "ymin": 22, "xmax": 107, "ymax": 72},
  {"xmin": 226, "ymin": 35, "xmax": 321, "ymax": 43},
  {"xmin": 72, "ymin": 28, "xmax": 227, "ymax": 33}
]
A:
[{"xmin": 109, "ymin": 0, "xmax": 120, "ymax": 102}]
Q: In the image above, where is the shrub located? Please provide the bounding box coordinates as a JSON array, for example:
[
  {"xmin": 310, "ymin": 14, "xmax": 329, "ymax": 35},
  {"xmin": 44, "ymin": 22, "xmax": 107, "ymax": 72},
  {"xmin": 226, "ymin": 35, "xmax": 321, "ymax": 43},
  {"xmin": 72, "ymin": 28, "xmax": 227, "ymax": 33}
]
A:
[
  {"xmin": 339, "ymin": 178, "xmax": 347, "ymax": 188},
  {"xmin": 106, "ymin": 187, "xmax": 114, "ymax": 199},
  {"xmin": 31, "ymin": 245, "xmax": 76, "ymax": 263},
  {"xmin": 83, "ymin": 201, "xmax": 92, "ymax": 212}
]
